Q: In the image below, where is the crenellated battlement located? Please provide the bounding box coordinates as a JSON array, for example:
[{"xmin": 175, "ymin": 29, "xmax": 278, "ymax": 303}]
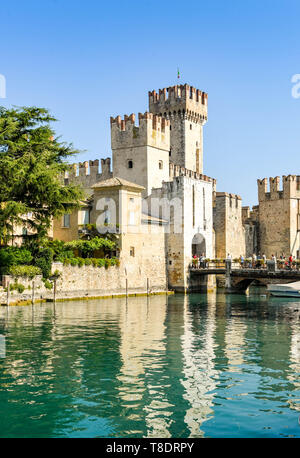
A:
[
  {"xmin": 169, "ymin": 161, "xmax": 216, "ymax": 184},
  {"xmin": 215, "ymin": 192, "xmax": 242, "ymax": 210},
  {"xmin": 64, "ymin": 158, "xmax": 112, "ymax": 192},
  {"xmin": 148, "ymin": 83, "xmax": 208, "ymax": 123},
  {"xmin": 111, "ymin": 112, "xmax": 170, "ymax": 151},
  {"xmin": 258, "ymin": 175, "xmax": 300, "ymax": 201},
  {"xmin": 110, "ymin": 112, "xmax": 170, "ymax": 132}
]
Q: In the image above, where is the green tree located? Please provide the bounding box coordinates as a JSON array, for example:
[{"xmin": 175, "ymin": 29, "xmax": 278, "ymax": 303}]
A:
[{"xmin": 0, "ymin": 106, "xmax": 83, "ymax": 244}]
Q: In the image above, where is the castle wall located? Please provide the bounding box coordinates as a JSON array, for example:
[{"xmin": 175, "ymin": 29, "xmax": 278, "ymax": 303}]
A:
[
  {"xmin": 214, "ymin": 193, "xmax": 245, "ymax": 259},
  {"xmin": 257, "ymin": 176, "xmax": 300, "ymax": 258},
  {"xmin": 244, "ymin": 222, "xmax": 258, "ymax": 257},
  {"xmin": 150, "ymin": 175, "xmax": 214, "ymax": 291},
  {"xmin": 66, "ymin": 158, "xmax": 112, "ymax": 197}
]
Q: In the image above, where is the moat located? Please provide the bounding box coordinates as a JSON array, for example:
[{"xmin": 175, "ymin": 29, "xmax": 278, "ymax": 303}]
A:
[{"xmin": 0, "ymin": 290, "xmax": 299, "ymax": 438}]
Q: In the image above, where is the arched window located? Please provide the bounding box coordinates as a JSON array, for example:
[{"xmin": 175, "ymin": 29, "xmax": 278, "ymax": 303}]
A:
[
  {"xmin": 159, "ymin": 160, "xmax": 163, "ymax": 170},
  {"xmin": 128, "ymin": 160, "xmax": 133, "ymax": 169}
]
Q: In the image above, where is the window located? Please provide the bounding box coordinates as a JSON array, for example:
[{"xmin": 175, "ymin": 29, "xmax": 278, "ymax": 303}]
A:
[
  {"xmin": 190, "ymin": 124, "xmax": 192, "ymax": 130},
  {"xmin": 128, "ymin": 160, "xmax": 133, "ymax": 169},
  {"xmin": 130, "ymin": 246, "xmax": 135, "ymax": 257},
  {"xmin": 62, "ymin": 214, "xmax": 70, "ymax": 228},
  {"xmin": 159, "ymin": 160, "xmax": 163, "ymax": 170}
]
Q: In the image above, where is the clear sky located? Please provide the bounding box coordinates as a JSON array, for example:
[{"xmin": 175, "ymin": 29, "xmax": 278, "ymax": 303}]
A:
[{"xmin": 1, "ymin": 0, "xmax": 300, "ymax": 206}]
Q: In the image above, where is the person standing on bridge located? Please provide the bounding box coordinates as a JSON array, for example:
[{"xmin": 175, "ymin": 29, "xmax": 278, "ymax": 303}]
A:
[
  {"xmin": 240, "ymin": 255, "xmax": 244, "ymax": 268},
  {"xmin": 252, "ymin": 253, "xmax": 257, "ymax": 268},
  {"xmin": 263, "ymin": 253, "xmax": 267, "ymax": 268}
]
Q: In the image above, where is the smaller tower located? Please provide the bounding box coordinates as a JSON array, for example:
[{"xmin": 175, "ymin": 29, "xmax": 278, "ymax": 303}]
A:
[
  {"xmin": 111, "ymin": 112, "xmax": 170, "ymax": 196},
  {"xmin": 214, "ymin": 192, "xmax": 245, "ymax": 259}
]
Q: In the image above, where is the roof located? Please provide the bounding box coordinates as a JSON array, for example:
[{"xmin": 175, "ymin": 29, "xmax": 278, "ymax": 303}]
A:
[{"xmin": 92, "ymin": 177, "xmax": 145, "ymax": 191}]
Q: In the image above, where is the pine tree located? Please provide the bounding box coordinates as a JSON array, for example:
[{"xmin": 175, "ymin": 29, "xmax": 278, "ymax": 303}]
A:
[{"xmin": 0, "ymin": 106, "xmax": 83, "ymax": 245}]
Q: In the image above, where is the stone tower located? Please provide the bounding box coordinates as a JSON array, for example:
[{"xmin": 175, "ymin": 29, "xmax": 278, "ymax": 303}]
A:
[
  {"xmin": 111, "ymin": 112, "xmax": 170, "ymax": 197},
  {"xmin": 213, "ymin": 192, "xmax": 245, "ymax": 259},
  {"xmin": 148, "ymin": 84, "xmax": 208, "ymax": 173},
  {"xmin": 257, "ymin": 175, "xmax": 300, "ymax": 258}
]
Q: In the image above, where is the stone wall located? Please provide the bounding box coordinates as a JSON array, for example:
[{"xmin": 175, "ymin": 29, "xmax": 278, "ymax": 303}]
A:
[
  {"xmin": 0, "ymin": 256, "xmax": 168, "ymax": 305},
  {"xmin": 150, "ymin": 175, "xmax": 214, "ymax": 292},
  {"xmin": 257, "ymin": 176, "xmax": 300, "ymax": 257},
  {"xmin": 214, "ymin": 192, "xmax": 245, "ymax": 259}
]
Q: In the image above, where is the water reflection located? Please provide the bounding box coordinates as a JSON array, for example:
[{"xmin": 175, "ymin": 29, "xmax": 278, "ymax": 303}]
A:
[{"xmin": 0, "ymin": 290, "xmax": 299, "ymax": 438}]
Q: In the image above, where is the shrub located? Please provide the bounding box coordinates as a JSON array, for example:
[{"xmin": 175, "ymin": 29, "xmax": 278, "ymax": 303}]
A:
[
  {"xmin": 51, "ymin": 269, "xmax": 61, "ymax": 279},
  {"xmin": 65, "ymin": 237, "xmax": 116, "ymax": 258},
  {"xmin": 35, "ymin": 247, "xmax": 53, "ymax": 279},
  {"xmin": 8, "ymin": 282, "xmax": 26, "ymax": 294},
  {"xmin": 43, "ymin": 279, "xmax": 53, "ymax": 290},
  {"xmin": 0, "ymin": 247, "xmax": 33, "ymax": 274},
  {"xmin": 77, "ymin": 258, "xmax": 85, "ymax": 267},
  {"xmin": 62, "ymin": 256, "xmax": 118, "ymax": 269},
  {"xmin": 8, "ymin": 265, "xmax": 42, "ymax": 279}
]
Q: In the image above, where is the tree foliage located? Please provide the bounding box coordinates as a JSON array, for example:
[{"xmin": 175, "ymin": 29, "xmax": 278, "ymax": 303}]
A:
[{"xmin": 0, "ymin": 106, "xmax": 83, "ymax": 244}]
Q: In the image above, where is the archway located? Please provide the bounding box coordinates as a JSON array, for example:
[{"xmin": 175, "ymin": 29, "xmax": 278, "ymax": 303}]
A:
[{"xmin": 192, "ymin": 233, "xmax": 206, "ymax": 257}]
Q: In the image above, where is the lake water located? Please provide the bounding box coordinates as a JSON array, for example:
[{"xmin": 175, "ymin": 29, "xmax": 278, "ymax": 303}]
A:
[{"xmin": 0, "ymin": 289, "xmax": 299, "ymax": 438}]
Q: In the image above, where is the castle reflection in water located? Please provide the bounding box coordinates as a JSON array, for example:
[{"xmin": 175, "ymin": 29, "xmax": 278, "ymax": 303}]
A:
[{"xmin": 0, "ymin": 291, "xmax": 299, "ymax": 438}]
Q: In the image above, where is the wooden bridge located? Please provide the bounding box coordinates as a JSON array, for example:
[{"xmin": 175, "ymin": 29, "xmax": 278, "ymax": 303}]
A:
[{"xmin": 189, "ymin": 261, "xmax": 300, "ymax": 292}]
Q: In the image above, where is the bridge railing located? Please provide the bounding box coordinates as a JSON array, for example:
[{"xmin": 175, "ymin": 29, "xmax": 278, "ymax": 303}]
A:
[
  {"xmin": 189, "ymin": 259, "xmax": 300, "ymax": 271},
  {"xmin": 189, "ymin": 260, "xmax": 236, "ymax": 270}
]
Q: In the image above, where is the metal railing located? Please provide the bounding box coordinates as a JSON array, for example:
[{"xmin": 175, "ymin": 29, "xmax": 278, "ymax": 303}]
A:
[{"xmin": 189, "ymin": 259, "xmax": 300, "ymax": 272}]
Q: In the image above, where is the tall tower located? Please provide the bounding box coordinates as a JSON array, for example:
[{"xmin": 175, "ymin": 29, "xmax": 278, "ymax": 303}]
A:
[{"xmin": 148, "ymin": 84, "xmax": 207, "ymax": 173}]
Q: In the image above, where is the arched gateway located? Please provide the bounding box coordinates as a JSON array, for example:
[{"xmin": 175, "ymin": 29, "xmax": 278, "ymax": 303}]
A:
[{"xmin": 192, "ymin": 233, "xmax": 206, "ymax": 257}]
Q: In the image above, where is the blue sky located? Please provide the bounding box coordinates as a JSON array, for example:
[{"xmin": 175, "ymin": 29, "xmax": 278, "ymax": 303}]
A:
[{"xmin": 1, "ymin": 0, "xmax": 300, "ymax": 206}]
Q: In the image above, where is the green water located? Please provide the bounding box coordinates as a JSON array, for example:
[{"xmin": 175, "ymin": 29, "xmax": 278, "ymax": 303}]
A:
[{"xmin": 0, "ymin": 289, "xmax": 299, "ymax": 438}]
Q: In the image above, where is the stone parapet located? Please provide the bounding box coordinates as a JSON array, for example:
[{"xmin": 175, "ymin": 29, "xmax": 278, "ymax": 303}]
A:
[
  {"xmin": 111, "ymin": 112, "xmax": 170, "ymax": 151},
  {"xmin": 169, "ymin": 161, "xmax": 216, "ymax": 184},
  {"xmin": 149, "ymin": 84, "xmax": 208, "ymax": 124}
]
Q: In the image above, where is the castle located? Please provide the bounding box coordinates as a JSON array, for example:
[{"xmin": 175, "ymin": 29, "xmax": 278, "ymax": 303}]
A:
[{"xmin": 52, "ymin": 83, "xmax": 300, "ymax": 291}]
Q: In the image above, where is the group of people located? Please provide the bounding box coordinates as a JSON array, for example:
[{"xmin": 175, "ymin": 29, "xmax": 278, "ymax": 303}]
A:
[
  {"xmin": 192, "ymin": 252, "xmax": 297, "ymax": 269},
  {"xmin": 228, "ymin": 253, "xmax": 296, "ymax": 269},
  {"xmin": 192, "ymin": 253, "xmax": 207, "ymax": 268}
]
